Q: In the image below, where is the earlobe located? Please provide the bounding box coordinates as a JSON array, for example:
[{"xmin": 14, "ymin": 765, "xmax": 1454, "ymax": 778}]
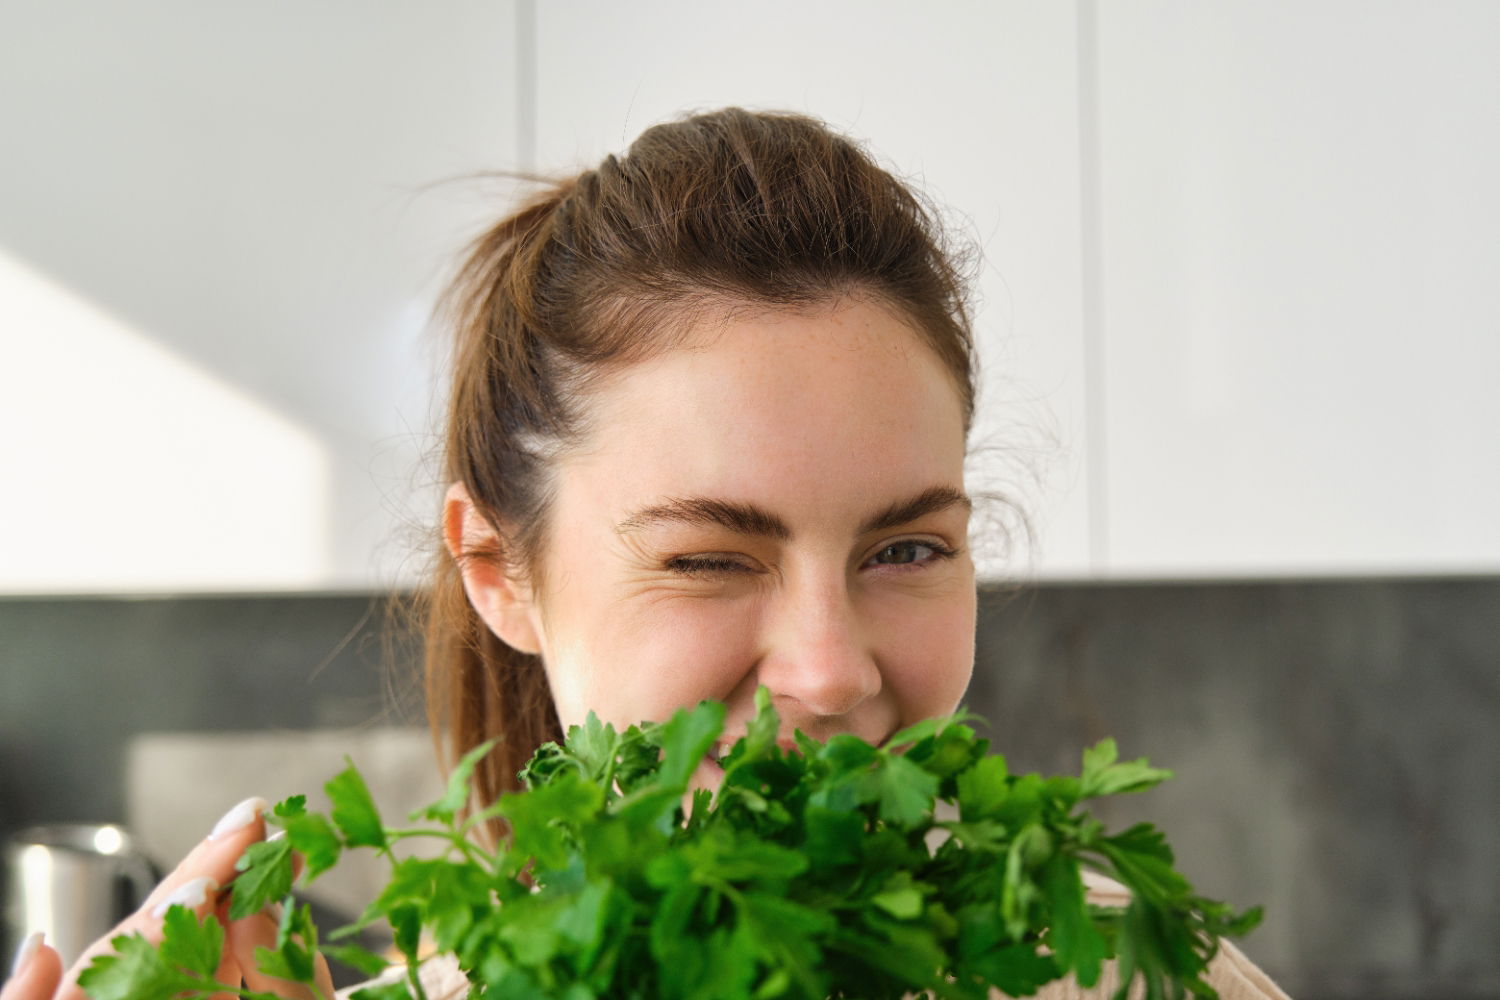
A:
[{"xmin": 442, "ymin": 482, "xmax": 544, "ymax": 656}]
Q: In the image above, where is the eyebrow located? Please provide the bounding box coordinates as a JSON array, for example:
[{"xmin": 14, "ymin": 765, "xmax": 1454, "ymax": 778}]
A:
[
  {"xmin": 615, "ymin": 486, "xmax": 971, "ymax": 540},
  {"xmin": 858, "ymin": 486, "xmax": 972, "ymax": 536}
]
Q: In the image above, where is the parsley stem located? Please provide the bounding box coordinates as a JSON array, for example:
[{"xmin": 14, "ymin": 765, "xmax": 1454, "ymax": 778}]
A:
[
  {"xmin": 381, "ymin": 828, "xmax": 457, "ymax": 839},
  {"xmin": 406, "ymin": 960, "xmax": 431, "ymax": 1000},
  {"xmin": 381, "ymin": 827, "xmax": 497, "ymax": 873},
  {"xmin": 600, "ymin": 752, "xmax": 618, "ymax": 796}
]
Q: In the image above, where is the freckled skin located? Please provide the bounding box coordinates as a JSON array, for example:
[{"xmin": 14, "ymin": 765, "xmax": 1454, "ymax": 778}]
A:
[{"xmin": 515, "ymin": 299, "xmax": 977, "ymax": 792}]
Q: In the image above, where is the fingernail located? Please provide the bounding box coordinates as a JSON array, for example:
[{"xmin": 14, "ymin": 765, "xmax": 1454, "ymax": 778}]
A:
[
  {"xmin": 10, "ymin": 931, "xmax": 42, "ymax": 979},
  {"xmin": 209, "ymin": 796, "xmax": 267, "ymax": 840},
  {"xmin": 151, "ymin": 876, "xmax": 219, "ymax": 918},
  {"xmin": 266, "ymin": 828, "xmax": 287, "ymax": 843}
]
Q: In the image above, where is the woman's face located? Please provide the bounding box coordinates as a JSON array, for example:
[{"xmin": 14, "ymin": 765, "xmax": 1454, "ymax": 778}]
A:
[{"xmin": 473, "ymin": 298, "xmax": 976, "ymax": 793}]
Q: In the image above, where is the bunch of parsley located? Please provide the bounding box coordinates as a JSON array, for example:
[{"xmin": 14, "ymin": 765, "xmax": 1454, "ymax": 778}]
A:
[{"xmin": 79, "ymin": 689, "xmax": 1260, "ymax": 1000}]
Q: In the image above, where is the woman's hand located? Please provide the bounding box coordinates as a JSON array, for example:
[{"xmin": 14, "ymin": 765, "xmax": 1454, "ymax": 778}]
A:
[{"xmin": 1, "ymin": 797, "xmax": 334, "ymax": 1000}]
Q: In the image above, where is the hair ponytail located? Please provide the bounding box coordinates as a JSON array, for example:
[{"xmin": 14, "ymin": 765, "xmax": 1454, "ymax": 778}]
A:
[{"xmin": 423, "ymin": 182, "xmax": 576, "ymax": 831}]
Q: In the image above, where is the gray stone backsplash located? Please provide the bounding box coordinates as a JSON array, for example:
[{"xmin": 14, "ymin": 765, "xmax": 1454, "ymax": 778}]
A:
[{"xmin": 2, "ymin": 581, "xmax": 1496, "ymax": 998}]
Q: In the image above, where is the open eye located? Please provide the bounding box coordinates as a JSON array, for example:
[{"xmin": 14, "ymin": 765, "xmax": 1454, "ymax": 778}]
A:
[
  {"xmin": 865, "ymin": 538, "xmax": 960, "ymax": 570},
  {"xmin": 865, "ymin": 539, "xmax": 957, "ymax": 568}
]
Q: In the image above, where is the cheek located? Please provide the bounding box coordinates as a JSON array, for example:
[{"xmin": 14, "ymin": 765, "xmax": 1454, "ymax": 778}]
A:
[
  {"xmin": 868, "ymin": 588, "xmax": 976, "ymax": 718},
  {"xmin": 548, "ymin": 593, "xmax": 766, "ymax": 730}
]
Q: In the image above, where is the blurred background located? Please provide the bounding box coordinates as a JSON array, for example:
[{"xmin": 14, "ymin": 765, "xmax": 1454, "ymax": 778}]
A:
[{"xmin": 2, "ymin": 2, "xmax": 1497, "ymax": 996}]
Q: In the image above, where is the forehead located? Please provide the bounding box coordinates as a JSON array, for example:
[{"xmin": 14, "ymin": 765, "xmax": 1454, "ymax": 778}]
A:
[{"xmin": 558, "ymin": 299, "xmax": 968, "ymax": 521}]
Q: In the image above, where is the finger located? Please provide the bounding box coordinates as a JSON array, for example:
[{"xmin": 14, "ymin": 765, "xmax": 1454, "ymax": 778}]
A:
[
  {"xmin": 219, "ymin": 874, "xmax": 330, "ymax": 1000},
  {"xmin": 1, "ymin": 935, "xmax": 62, "ymax": 1000},
  {"xmin": 287, "ymin": 838, "xmax": 304, "ymax": 882},
  {"xmin": 59, "ymin": 795, "xmax": 272, "ymax": 1000},
  {"xmin": 227, "ymin": 909, "xmax": 323, "ymax": 1000},
  {"xmin": 312, "ymin": 947, "xmax": 335, "ymax": 1000},
  {"xmin": 138, "ymin": 796, "xmax": 271, "ymax": 916},
  {"xmin": 209, "ymin": 892, "xmax": 244, "ymax": 1000},
  {"xmin": 209, "ymin": 950, "xmax": 242, "ymax": 1000},
  {"xmin": 55, "ymin": 875, "xmax": 221, "ymax": 1000}
]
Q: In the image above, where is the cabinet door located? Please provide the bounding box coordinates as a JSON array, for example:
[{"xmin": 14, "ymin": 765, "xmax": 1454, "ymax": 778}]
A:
[
  {"xmin": 534, "ymin": 0, "xmax": 1094, "ymax": 579},
  {"xmin": 1095, "ymin": 3, "xmax": 1500, "ymax": 576}
]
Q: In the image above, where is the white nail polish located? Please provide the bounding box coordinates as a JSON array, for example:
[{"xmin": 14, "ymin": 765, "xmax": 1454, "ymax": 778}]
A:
[
  {"xmin": 266, "ymin": 828, "xmax": 288, "ymax": 843},
  {"xmin": 151, "ymin": 876, "xmax": 219, "ymax": 918},
  {"xmin": 209, "ymin": 796, "xmax": 267, "ymax": 840},
  {"xmin": 10, "ymin": 931, "xmax": 42, "ymax": 979}
]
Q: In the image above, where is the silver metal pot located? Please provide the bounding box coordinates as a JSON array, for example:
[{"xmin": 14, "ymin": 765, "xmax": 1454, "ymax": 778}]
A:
[{"xmin": 3, "ymin": 824, "xmax": 158, "ymax": 968}]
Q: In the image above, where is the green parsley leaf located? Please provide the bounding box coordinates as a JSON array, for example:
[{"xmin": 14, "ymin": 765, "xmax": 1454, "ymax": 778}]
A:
[
  {"xmin": 1081, "ymin": 738, "xmax": 1174, "ymax": 798},
  {"xmin": 76, "ymin": 931, "xmax": 202, "ymax": 1000},
  {"xmin": 956, "ymin": 753, "xmax": 1010, "ymax": 821},
  {"xmin": 271, "ymin": 795, "xmax": 308, "ymax": 819},
  {"xmin": 347, "ymin": 983, "xmax": 413, "ymax": 1000},
  {"xmin": 80, "ymin": 684, "xmax": 1265, "ymax": 1000},
  {"xmin": 326, "ymin": 759, "xmax": 387, "ymax": 850},
  {"xmin": 871, "ymin": 752, "xmax": 940, "ymax": 826},
  {"xmin": 322, "ymin": 943, "xmax": 394, "ymax": 977},
  {"xmin": 721, "ymin": 686, "xmax": 780, "ymax": 780},
  {"xmin": 1040, "ymin": 853, "xmax": 1108, "ymax": 987},
  {"xmin": 412, "ymin": 738, "xmax": 497, "ymax": 824},
  {"xmin": 280, "ymin": 809, "xmax": 342, "ymax": 882},
  {"xmin": 970, "ymin": 943, "xmax": 1062, "ymax": 998},
  {"xmin": 499, "ymin": 771, "xmax": 604, "ymax": 871},
  {"xmin": 654, "ymin": 700, "xmax": 727, "ymax": 789},
  {"xmin": 253, "ymin": 944, "xmax": 313, "ymax": 989},
  {"xmin": 566, "ymin": 713, "xmax": 620, "ymax": 783},
  {"xmin": 1099, "ymin": 823, "xmax": 1190, "ymax": 906},
  {"xmin": 872, "ymin": 872, "xmax": 928, "ymax": 920},
  {"xmin": 159, "ymin": 906, "xmax": 223, "ymax": 979},
  {"xmin": 229, "ymin": 835, "xmax": 293, "ymax": 920}
]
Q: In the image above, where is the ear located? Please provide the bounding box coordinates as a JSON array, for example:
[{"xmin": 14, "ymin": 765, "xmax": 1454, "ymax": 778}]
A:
[{"xmin": 443, "ymin": 482, "xmax": 544, "ymax": 656}]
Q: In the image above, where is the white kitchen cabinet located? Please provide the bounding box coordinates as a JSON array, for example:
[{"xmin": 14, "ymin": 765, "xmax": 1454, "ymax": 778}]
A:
[
  {"xmin": 1092, "ymin": 2, "xmax": 1500, "ymax": 577},
  {"xmin": 0, "ymin": 1, "xmax": 521, "ymax": 593},
  {"xmin": 533, "ymin": 0, "xmax": 1096, "ymax": 580}
]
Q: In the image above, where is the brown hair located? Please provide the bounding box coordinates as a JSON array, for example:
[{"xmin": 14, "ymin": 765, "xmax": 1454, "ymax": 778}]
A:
[{"xmin": 422, "ymin": 107, "xmax": 978, "ymax": 820}]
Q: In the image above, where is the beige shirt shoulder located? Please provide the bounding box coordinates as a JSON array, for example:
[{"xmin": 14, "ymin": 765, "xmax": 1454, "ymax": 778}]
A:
[{"xmin": 340, "ymin": 872, "xmax": 1289, "ymax": 1000}]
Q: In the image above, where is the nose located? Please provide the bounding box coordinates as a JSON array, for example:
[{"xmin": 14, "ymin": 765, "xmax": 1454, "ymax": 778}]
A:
[{"xmin": 756, "ymin": 577, "xmax": 882, "ymax": 720}]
